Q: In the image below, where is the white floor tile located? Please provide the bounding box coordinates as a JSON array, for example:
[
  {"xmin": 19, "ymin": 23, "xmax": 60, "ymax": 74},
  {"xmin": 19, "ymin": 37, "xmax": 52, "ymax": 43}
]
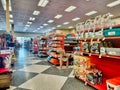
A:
[
  {"xmin": 68, "ymin": 69, "xmax": 75, "ymax": 78},
  {"xmin": 19, "ymin": 74, "xmax": 67, "ymax": 90},
  {"xmin": 26, "ymin": 60, "xmax": 41, "ymax": 64},
  {"xmin": 19, "ymin": 65, "xmax": 50, "ymax": 73},
  {"xmin": 7, "ymin": 86, "xmax": 16, "ymax": 90}
]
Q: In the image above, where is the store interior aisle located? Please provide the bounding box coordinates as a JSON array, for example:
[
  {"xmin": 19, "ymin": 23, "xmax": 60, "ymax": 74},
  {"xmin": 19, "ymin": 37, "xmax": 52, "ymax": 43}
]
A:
[{"xmin": 8, "ymin": 48, "xmax": 96, "ymax": 90}]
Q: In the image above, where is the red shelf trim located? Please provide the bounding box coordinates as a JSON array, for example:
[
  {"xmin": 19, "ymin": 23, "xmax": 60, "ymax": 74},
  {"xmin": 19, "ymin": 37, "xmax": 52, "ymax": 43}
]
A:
[{"xmin": 75, "ymin": 76, "xmax": 107, "ymax": 90}]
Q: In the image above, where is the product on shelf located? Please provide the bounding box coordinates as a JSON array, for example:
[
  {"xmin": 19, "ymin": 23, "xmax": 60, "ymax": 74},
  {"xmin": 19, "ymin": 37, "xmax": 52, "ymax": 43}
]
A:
[
  {"xmin": 104, "ymin": 28, "xmax": 120, "ymax": 37},
  {"xmin": 106, "ymin": 77, "xmax": 120, "ymax": 90},
  {"xmin": 74, "ymin": 55, "xmax": 103, "ymax": 85},
  {"xmin": 90, "ymin": 41, "xmax": 100, "ymax": 54},
  {"xmin": 82, "ymin": 42, "xmax": 90, "ymax": 53}
]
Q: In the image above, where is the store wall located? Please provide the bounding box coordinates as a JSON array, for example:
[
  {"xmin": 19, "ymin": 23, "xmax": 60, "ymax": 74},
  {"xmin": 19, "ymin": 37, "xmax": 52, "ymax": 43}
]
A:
[
  {"xmin": 113, "ymin": 18, "xmax": 120, "ymax": 24},
  {"xmin": 56, "ymin": 29, "xmax": 76, "ymax": 34},
  {"xmin": 14, "ymin": 32, "xmax": 41, "ymax": 37},
  {"xmin": 0, "ymin": 31, "xmax": 41, "ymax": 37}
]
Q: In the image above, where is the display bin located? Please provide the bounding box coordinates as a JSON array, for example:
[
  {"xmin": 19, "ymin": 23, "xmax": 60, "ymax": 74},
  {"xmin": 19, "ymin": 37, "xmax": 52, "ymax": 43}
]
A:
[{"xmin": 106, "ymin": 77, "xmax": 120, "ymax": 90}]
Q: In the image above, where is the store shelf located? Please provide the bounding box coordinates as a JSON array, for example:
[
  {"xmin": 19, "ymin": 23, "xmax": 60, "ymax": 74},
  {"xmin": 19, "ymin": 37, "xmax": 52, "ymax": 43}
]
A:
[
  {"xmin": 78, "ymin": 24, "xmax": 120, "ymax": 33},
  {"xmin": 75, "ymin": 76, "xmax": 107, "ymax": 90},
  {"xmin": 101, "ymin": 54, "xmax": 120, "ymax": 59},
  {"xmin": 64, "ymin": 45, "xmax": 77, "ymax": 47},
  {"xmin": 0, "ymin": 54, "xmax": 10, "ymax": 57},
  {"xmin": 0, "ymin": 68, "xmax": 11, "ymax": 74},
  {"xmin": 104, "ymin": 36, "xmax": 120, "ymax": 40}
]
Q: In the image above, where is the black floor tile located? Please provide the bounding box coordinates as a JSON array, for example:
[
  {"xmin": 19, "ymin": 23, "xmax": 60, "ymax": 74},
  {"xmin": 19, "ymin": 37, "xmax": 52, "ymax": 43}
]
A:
[
  {"xmin": 11, "ymin": 71, "xmax": 38, "ymax": 86},
  {"xmin": 42, "ymin": 66, "xmax": 73, "ymax": 77},
  {"xmin": 61, "ymin": 78, "xmax": 96, "ymax": 90},
  {"xmin": 14, "ymin": 88, "xmax": 30, "ymax": 90},
  {"xmin": 36, "ymin": 61, "xmax": 53, "ymax": 66}
]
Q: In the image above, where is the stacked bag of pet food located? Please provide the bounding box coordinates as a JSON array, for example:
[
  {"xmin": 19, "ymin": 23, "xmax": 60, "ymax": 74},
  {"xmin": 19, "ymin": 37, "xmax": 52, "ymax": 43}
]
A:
[{"xmin": 74, "ymin": 56, "xmax": 103, "ymax": 85}]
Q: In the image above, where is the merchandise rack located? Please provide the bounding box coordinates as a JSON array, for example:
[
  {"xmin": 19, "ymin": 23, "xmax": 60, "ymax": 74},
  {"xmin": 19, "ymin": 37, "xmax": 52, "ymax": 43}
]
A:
[
  {"xmin": 74, "ymin": 24, "xmax": 120, "ymax": 90},
  {"xmin": 48, "ymin": 34, "xmax": 64, "ymax": 65},
  {"xmin": 38, "ymin": 37, "xmax": 48, "ymax": 57}
]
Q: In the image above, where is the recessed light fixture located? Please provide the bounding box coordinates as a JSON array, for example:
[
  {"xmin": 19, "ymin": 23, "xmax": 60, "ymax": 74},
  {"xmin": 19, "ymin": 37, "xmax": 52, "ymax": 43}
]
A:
[
  {"xmin": 33, "ymin": 10, "xmax": 40, "ymax": 15},
  {"xmin": 54, "ymin": 14, "xmax": 63, "ymax": 19},
  {"xmin": 10, "ymin": 14, "xmax": 13, "ymax": 18},
  {"xmin": 72, "ymin": 17, "xmax": 80, "ymax": 21},
  {"xmin": 48, "ymin": 20, "xmax": 54, "ymax": 23},
  {"xmin": 43, "ymin": 23, "xmax": 48, "ymax": 26},
  {"xmin": 107, "ymin": 0, "xmax": 120, "ymax": 7},
  {"xmin": 27, "ymin": 22, "xmax": 32, "ymax": 24},
  {"xmin": 38, "ymin": 0, "xmax": 49, "ymax": 7},
  {"xmin": 57, "ymin": 25, "xmax": 61, "ymax": 27},
  {"xmin": 29, "ymin": 17, "xmax": 35, "ymax": 21},
  {"xmin": 63, "ymin": 22, "xmax": 70, "ymax": 25},
  {"xmin": 10, "ymin": 19, "xmax": 14, "ymax": 23},
  {"xmin": 85, "ymin": 11, "xmax": 97, "ymax": 16},
  {"xmin": 64, "ymin": 6, "xmax": 77, "ymax": 12},
  {"xmin": 1, "ymin": 0, "xmax": 12, "ymax": 11},
  {"xmin": 68, "ymin": 26, "xmax": 73, "ymax": 29}
]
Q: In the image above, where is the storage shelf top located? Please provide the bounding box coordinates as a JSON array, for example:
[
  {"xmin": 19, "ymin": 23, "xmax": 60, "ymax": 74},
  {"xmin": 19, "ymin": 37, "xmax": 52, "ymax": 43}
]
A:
[{"xmin": 78, "ymin": 24, "xmax": 120, "ymax": 33}]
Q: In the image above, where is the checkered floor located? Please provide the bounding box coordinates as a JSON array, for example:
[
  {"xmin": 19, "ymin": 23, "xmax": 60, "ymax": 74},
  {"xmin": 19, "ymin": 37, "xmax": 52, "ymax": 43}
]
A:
[{"xmin": 7, "ymin": 48, "xmax": 96, "ymax": 90}]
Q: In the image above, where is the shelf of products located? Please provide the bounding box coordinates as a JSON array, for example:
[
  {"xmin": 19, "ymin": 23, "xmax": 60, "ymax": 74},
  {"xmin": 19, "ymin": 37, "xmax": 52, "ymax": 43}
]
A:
[
  {"xmin": 38, "ymin": 37, "xmax": 48, "ymax": 57},
  {"xmin": 47, "ymin": 34, "xmax": 64, "ymax": 65},
  {"xmin": 75, "ymin": 13, "xmax": 120, "ymax": 90},
  {"xmin": 0, "ymin": 33, "xmax": 14, "ymax": 89}
]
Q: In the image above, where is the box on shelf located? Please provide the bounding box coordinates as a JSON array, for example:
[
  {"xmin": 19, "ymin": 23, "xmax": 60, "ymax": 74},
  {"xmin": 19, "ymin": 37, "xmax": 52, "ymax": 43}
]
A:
[
  {"xmin": 85, "ymin": 32, "xmax": 94, "ymax": 38},
  {"xmin": 94, "ymin": 31, "xmax": 103, "ymax": 38},
  {"xmin": 106, "ymin": 77, "xmax": 120, "ymax": 90},
  {"xmin": 106, "ymin": 48, "xmax": 120, "ymax": 56},
  {"xmin": 0, "ymin": 48, "xmax": 11, "ymax": 54},
  {"xmin": 82, "ymin": 42, "xmax": 90, "ymax": 52},
  {"xmin": 90, "ymin": 42, "xmax": 100, "ymax": 54},
  {"xmin": 104, "ymin": 28, "xmax": 120, "ymax": 37}
]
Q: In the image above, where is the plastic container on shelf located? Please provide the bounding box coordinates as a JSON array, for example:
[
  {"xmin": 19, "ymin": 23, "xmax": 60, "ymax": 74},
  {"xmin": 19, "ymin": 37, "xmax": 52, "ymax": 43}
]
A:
[
  {"xmin": 104, "ymin": 28, "xmax": 120, "ymax": 37},
  {"xmin": 106, "ymin": 77, "xmax": 120, "ymax": 90}
]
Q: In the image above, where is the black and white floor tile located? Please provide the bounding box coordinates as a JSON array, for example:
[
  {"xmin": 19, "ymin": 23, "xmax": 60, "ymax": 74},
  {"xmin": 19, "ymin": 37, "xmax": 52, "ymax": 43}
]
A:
[{"xmin": 7, "ymin": 48, "xmax": 96, "ymax": 90}]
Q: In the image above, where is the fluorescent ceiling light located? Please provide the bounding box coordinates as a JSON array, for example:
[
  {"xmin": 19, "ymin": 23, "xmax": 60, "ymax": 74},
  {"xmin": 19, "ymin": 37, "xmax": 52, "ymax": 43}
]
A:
[
  {"xmin": 54, "ymin": 14, "xmax": 63, "ymax": 19},
  {"xmin": 10, "ymin": 14, "xmax": 13, "ymax": 18},
  {"xmin": 43, "ymin": 23, "xmax": 48, "ymax": 26},
  {"xmin": 10, "ymin": 19, "xmax": 14, "ymax": 23},
  {"xmin": 109, "ymin": 14, "xmax": 114, "ymax": 17},
  {"xmin": 57, "ymin": 25, "xmax": 61, "ymax": 27},
  {"xmin": 1, "ymin": 0, "xmax": 12, "ymax": 11},
  {"xmin": 27, "ymin": 22, "xmax": 32, "ymax": 24},
  {"xmin": 64, "ymin": 6, "xmax": 77, "ymax": 12},
  {"xmin": 29, "ymin": 17, "xmax": 35, "ymax": 21},
  {"xmin": 33, "ymin": 11, "xmax": 40, "ymax": 15},
  {"xmin": 107, "ymin": 0, "xmax": 120, "ymax": 7},
  {"xmin": 40, "ymin": 26, "xmax": 43, "ymax": 28},
  {"xmin": 25, "ymin": 25, "xmax": 30, "ymax": 27},
  {"xmin": 52, "ymin": 27, "xmax": 56, "ymax": 29},
  {"xmin": 68, "ymin": 26, "xmax": 73, "ymax": 29},
  {"xmin": 38, "ymin": 0, "xmax": 49, "ymax": 7},
  {"xmin": 48, "ymin": 20, "xmax": 54, "ymax": 23},
  {"xmin": 72, "ymin": 17, "xmax": 80, "ymax": 21},
  {"xmin": 63, "ymin": 22, "xmax": 70, "ymax": 25},
  {"xmin": 85, "ymin": 11, "xmax": 97, "ymax": 16}
]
